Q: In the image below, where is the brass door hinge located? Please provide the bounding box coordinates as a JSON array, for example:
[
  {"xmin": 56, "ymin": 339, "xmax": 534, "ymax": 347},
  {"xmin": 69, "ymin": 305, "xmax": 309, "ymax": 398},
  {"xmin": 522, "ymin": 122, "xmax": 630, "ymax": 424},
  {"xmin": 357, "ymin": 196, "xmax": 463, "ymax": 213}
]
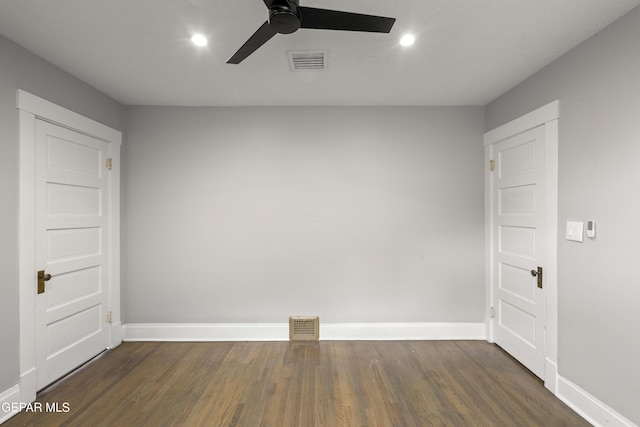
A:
[
  {"xmin": 106, "ymin": 311, "xmax": 112, "ymax": 324},
  {"xmin": 106, "ymin": 158, "xmax": 113, "ymax": 170},
  {"xmin": 489, "ymin": 160, "xmax": 496, "ymax": 171}
]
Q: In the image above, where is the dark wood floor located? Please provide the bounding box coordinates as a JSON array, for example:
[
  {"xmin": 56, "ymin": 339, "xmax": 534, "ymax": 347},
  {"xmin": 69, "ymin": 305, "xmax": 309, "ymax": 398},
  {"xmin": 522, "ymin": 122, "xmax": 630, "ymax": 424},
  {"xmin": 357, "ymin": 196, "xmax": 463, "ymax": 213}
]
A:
[{"xmin": 5, "ymin": 341, "xmax": 590, "ymax": 426}]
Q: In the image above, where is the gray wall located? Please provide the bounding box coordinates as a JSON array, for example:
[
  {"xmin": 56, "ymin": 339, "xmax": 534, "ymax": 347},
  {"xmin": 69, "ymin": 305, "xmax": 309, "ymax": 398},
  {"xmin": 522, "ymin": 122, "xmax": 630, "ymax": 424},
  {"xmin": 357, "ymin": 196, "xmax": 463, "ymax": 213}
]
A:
[
  {"xmin": 123, "ymin": 106, "xmax": 485, "ymax": 324},
  {"xmin": 0, "ymin": 34, "xmax": 124, "ymax": 394},
  {"xmin": 485, "ymin": 6, "xmax": 640, "ymax": 424}
]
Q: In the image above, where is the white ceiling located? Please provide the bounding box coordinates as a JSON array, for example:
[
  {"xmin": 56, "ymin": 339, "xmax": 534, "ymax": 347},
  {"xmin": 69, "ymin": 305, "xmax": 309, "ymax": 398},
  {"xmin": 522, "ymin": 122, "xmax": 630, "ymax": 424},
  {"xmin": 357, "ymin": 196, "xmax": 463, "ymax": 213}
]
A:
[{"xmin": 0, "ymin": 0, "xmax": 638, "ymax": 106}]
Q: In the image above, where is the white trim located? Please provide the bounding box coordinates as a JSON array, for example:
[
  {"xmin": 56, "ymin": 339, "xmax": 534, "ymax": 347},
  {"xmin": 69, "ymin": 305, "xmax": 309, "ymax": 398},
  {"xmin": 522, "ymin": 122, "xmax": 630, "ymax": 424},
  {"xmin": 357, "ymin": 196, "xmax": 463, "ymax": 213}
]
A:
[
  {"xmin": 543, "ymin": 119, "xmax": 559, "ymax": 366},
  {"xmin": 321, "ymin": 322, "xmax": 485, "ymax": 340},
  {"xmin": 0, "ymin": 385, "xmax": 21, "ymax": 424},
  {"xmin": 122, "ymin": 322, "xmax": 486, "ymax": 342},
  {"xmin": 17, "ymin": 90, "xmax": 122, "ymax": 402},
  {"xmin": 107, "ymin": 136, "xmax": 122, "ymax": 350},
  {"xmin": 18, "ymin": 108, "xmax": 37, "ymax": 401},
  {"xmin": 484, "ymin": 142, "xmax": 494, "ymax": 343},
  {"xmin": 109, "ymin": 322, "xmax": 123, "ymax": 348},
  {"xmin": 557, "ymin": 376, "xmax": 638, "ymax": 427},
  {"xmin": 545, "ymin": 358, "xmax": 558, "ymax": 394},
  {"xmin": 484, "ymin": 100, "xmax": 559, "ymax": 389},
  {"xmin": 123, "ymin": 323, "xmax": 290, "ymax": 342},
  {"xmin": 483, "ymin": 100, "xmax": 559, "ymax": 145},
  {"xmin": 17, "ymin": 90, "xmax": 121, "ymax": 143},
  {"xmin": 18, "ymin": 368, "xmax": 36, "ymax": 407}
]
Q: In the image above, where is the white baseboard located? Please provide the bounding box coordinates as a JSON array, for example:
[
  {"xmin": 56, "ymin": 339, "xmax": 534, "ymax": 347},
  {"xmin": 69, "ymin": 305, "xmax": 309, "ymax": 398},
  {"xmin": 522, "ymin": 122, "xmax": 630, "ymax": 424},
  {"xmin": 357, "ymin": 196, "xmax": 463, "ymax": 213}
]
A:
[
  {"xmin": 557, "ymin": 376, "xmax": 638, "ymax": 427},
  {"xmin": 0, "ymin": 368, "xmax": 39, "ymax": 424},
  {"xmin": 320, "ymin": 322, "xmax": 485, "ymax": 340},
  {"xmin": 123, "ymin": 323, "xmax": 289, "ymax": 342},
  {"xmin": 19, "ymin": 368, "xmax": 36, "ymax": 407},
  {"xmin": 109, "ymin": 321, "xmax": 123, "ymax": 348},
  {"xmin": 544, "ymin": 358, "xmax": 558, "ymax": 394},
  {"xmin": 0, "ymin": 384, "xmax": 21, "ymax": 424},
  {"xmin": 122, "ymin": 322, "xmax": 486, "ymax": 342}
]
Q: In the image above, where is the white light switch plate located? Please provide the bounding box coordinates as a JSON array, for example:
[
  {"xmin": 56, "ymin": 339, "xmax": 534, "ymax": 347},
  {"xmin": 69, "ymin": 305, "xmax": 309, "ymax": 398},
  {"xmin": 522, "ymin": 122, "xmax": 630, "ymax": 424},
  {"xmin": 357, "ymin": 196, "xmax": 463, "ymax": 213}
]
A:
[{"xmin": 566, "ymin": 221, "xmax": 584, "ymax": 242}]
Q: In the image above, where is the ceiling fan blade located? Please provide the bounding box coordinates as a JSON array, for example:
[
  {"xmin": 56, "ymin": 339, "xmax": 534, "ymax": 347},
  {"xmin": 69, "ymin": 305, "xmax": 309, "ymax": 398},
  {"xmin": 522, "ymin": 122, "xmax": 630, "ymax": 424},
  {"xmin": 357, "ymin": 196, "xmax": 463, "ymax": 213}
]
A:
[
  {"xmin": 227, "ymin": 21, "xmax": 278, "ymax": 64},
  {"xmin": 298, "ymin": 7, "xmax": 395, "ymax": 33}
]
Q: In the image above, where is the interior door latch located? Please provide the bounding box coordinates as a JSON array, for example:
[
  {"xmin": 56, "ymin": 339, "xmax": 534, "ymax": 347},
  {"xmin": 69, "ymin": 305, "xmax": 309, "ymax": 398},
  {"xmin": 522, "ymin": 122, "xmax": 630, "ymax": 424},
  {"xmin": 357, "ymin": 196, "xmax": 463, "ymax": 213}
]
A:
[
  {"xmin": 530, "ymin": 267, "xmax": 543, "ymax": 289},
  {"xmin": 37, "ymin": 270, "xmax": 52, "ymax": 294}
]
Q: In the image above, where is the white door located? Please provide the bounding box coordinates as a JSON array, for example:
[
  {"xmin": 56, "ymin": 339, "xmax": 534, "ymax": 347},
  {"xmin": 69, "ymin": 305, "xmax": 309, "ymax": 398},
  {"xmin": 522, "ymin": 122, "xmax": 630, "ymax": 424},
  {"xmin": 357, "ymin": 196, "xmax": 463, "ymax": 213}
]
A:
[
  {"xmin": 35, "ymin": 119, "xmax": 111, "ymax": 389},
  {"xmin": 491, "ymin": 124, "xmax": 546, "ymax": 378}
]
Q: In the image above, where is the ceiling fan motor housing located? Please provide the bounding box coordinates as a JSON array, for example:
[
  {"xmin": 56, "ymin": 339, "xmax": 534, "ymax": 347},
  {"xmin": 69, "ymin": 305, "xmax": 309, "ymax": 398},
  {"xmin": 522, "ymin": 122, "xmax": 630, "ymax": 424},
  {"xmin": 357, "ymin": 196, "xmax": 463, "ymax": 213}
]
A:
[
  {"xmin": 269, "ymin": 0, "xmax": 302, "ymax": 34},
  {"xmin": 227, "ymin": 0, "xmax": 395, "ymax": 64}
]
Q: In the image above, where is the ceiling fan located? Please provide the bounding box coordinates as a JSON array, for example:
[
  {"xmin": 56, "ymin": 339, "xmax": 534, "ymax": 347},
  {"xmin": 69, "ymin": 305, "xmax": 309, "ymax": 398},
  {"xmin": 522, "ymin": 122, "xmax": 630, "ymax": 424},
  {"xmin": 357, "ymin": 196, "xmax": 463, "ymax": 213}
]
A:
[{"xmin": 227, "ymin": 0, "xmax": 396, "ymax": 64}]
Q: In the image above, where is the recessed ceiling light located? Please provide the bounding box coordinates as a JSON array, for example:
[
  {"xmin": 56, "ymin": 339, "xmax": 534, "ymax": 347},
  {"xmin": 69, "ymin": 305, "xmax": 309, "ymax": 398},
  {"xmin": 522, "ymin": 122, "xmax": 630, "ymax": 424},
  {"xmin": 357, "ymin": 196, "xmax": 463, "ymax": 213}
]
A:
[
  {"xmin": 191, "ymin": 34, "xmax": 208, "ymax": 47},
  {"xmin": 400, "ymin": 34, "xmax": 416, "ymax": 47}
]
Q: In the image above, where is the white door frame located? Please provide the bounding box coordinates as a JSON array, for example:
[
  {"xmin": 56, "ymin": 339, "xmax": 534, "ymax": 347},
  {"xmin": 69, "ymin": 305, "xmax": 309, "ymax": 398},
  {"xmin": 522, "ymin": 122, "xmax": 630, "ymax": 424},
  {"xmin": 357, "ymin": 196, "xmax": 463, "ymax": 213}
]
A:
[
  {"xmin": 17, "ymin": 90, "xmax": 122, "ymax": 403},
  {"xmin": 484, "ymin": 100, "xmax": 559, "ymax": 392}
]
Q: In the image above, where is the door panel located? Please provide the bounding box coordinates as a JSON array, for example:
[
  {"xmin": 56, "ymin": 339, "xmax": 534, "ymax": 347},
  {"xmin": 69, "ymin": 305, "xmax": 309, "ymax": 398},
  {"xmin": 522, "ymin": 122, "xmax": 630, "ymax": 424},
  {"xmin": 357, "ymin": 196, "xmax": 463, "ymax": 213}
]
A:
[
  {"xmin": 36, "ymin": 119, "xmax": 110, "ymax": 389},
  {"xmin": 499, "ymin": 300, "xmax": 536, "ymax": 346},
  {"xmin": 498, "ymin": 140, "xmax": 536, "ymax": 177},
  {"xmin": 499, "ymin": 184, "xmax": 536, "ymax": 215},
  {"xmin": 47, "ymin": 267, "xmax": 102, "ymax": 308},
  {"xmin": 47, "ymin": 182, "xmax": 102, "ymax": 215},
  {"xmin": 499, "ymin": 263, "xmax": 536, "ymax": 302},
  {"xmin": 492, "ymin": 125, "xmax": 546, "ymax": 378},
  {"xmin": 499, "ymin": 225, "xmax": 536, "ymax": 257},
  {"xmin": 46, "ymin": 134, "xmax": 102, "ymax": 176}
]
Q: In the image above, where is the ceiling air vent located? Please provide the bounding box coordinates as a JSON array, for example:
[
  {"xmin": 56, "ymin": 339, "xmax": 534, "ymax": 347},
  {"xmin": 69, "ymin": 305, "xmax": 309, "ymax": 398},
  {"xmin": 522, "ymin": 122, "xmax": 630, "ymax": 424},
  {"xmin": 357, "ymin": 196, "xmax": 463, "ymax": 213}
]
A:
[{"xmin": 288, "ymin": 51, "xmax": 326, "ymax": 71}]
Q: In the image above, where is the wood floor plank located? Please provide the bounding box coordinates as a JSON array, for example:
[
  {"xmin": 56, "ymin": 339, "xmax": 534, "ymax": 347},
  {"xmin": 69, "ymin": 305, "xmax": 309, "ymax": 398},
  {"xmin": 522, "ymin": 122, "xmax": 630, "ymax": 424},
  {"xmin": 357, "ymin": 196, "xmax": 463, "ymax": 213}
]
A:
[{"xmin": 4, "ymin": 341, "xmax": 591, "ymax": 426}]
